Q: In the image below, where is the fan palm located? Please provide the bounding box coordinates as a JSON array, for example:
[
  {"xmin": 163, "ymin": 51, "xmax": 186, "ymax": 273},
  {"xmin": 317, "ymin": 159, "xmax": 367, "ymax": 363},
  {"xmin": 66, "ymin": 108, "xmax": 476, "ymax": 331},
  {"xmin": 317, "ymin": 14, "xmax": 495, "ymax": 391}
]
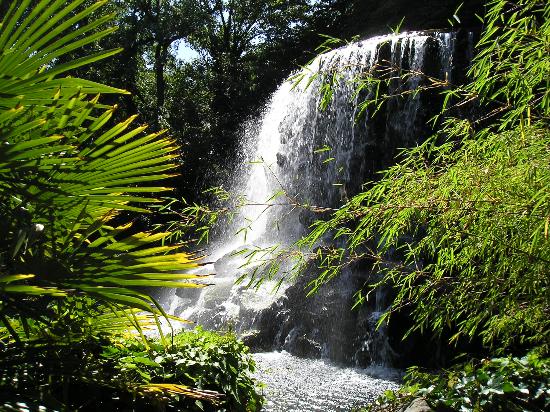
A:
[{"xmin": 0, "ymin": 0, "xmax": 205, "ymax": 338}]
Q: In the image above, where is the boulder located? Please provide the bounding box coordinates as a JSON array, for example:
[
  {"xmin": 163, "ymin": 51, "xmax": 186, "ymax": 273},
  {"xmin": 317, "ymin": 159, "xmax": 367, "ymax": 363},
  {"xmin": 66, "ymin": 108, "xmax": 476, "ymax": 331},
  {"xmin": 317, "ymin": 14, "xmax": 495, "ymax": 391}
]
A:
[{"xmin": 403, "ymin": 398, "xmax": 434, "ymax": 412}]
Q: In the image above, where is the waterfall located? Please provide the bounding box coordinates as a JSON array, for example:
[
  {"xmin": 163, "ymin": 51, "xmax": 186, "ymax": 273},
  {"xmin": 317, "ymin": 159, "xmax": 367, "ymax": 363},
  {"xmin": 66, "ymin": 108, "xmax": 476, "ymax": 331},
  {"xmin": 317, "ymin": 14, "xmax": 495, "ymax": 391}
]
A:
[{"xmin": 166, "ymin": 30, "xmax": 472, "ymax": 367}]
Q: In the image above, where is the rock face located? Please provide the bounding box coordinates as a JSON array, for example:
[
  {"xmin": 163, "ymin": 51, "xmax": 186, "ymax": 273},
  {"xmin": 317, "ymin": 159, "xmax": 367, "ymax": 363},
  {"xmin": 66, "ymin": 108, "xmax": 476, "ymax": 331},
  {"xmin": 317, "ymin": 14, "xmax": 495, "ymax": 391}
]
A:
[{"xmin": 345, "ymin": 0, "xmax": 485, "ymax": 38}]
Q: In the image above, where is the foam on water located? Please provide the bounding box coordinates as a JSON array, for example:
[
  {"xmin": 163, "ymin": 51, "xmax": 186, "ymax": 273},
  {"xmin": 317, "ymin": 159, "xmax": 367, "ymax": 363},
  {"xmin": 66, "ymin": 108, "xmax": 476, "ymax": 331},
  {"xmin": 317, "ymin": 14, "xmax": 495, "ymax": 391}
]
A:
[{"xmin": 253, "ymin": 351, "xmax": 401, "ymax": 412}]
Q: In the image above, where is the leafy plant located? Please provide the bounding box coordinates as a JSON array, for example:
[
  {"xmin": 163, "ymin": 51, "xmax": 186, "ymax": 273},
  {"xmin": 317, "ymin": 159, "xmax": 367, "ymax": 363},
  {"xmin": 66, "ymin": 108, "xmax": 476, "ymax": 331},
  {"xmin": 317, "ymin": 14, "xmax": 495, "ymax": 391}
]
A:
[
  {"xmin": 0, "ymin": 0, "xmax": 206, "ymax": 336},
  {"xmin": 368, "ymin": 353, "xmax": 550, "ymax": 412},
  {"xmin": 106, "ymin": 327, "xmax": 263, "ymax": 411},
  {"xmin": 0, "ymin": 327, "xmax": 262, "ymax": 411}
]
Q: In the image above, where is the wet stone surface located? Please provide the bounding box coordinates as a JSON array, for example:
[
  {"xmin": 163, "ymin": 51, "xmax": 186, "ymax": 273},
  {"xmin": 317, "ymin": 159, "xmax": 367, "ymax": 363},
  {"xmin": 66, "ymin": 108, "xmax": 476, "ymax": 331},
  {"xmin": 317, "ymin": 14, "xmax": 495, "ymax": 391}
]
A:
[{"xmin": 252, "ymin": 352, "xmax": 401, "ymax": 412}]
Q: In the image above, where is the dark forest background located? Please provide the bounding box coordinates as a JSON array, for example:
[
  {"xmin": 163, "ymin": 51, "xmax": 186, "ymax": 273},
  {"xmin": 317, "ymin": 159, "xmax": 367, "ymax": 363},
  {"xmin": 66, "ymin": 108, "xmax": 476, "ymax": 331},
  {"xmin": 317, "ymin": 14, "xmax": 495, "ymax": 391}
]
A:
[{"xmin": 1, "ymin": 0, "xmax": 484, "ymax": 204}]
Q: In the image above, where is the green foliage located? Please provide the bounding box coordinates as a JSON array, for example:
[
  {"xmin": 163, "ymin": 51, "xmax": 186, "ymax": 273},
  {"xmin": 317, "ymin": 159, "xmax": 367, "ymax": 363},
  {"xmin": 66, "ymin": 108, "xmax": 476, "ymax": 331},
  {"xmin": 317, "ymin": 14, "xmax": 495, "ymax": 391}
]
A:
[
  {"xmin": 0, "ymin": 0, "xmax": 207, "ymax": 334},
  {"xmin": 0, "ymin": 327, "xmax": 262, "ymax": 411},
  {"xmin": 107, "ymin": 328, "xmax": 263, "ymax": 411},
  {"xmin": 467, "ymin": 0, "xmax": 550, "ymax": 129},
  {"xmin": 301, "ymin": 124, "xmax": 550, "ymax": 350},
  {"xmin": 284, "ymin": 0, "xmax": 550, "ymax": 354},
  {"xmin": 369, "ymin": 353, "xmax": 550, "ymax": 412}
]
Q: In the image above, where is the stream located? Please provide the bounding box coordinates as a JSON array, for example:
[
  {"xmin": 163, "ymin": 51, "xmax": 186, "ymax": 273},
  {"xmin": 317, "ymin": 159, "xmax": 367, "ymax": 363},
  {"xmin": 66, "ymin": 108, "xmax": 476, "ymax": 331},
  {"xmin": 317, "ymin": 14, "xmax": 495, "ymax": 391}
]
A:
[{"xmin": 252, "ymin": 352, "xmax": 401, "ymax": 412}]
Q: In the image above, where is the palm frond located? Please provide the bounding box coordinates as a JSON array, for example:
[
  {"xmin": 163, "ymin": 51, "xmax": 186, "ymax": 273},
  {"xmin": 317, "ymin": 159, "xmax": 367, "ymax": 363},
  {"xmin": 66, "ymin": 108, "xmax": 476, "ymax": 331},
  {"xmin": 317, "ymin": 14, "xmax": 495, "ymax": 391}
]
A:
[{"xmin": 0, "ymin": 0, "xmax": 203, "ymax": 334}]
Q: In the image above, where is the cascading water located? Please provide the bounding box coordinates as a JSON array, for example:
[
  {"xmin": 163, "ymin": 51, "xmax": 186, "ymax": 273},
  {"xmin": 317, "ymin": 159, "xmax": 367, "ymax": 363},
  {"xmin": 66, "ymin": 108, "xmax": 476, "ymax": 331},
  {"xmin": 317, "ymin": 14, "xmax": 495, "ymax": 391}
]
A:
[{"xmin": 163, "ymin": 31, "xmax": 472, "ymax": 408}]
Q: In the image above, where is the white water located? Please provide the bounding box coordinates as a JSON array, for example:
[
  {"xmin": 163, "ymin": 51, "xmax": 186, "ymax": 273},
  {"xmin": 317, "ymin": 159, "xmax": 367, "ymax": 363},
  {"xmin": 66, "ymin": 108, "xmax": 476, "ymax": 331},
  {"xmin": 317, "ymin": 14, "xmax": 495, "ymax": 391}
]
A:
[{"xmin": 253, "ymin": 351, "xmax": 401, "ymax": 411}]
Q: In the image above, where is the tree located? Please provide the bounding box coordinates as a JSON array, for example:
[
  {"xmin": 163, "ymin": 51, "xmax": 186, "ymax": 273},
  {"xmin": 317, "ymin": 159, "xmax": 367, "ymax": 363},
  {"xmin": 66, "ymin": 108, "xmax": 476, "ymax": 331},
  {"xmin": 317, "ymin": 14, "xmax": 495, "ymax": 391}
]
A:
[
  {"xmin": 131, "ymin": 0, "xmax": 204, "ymax": 125},
  {"xmin": 187, "ymin": 0, "xmax": 311, "ymax": 146}
]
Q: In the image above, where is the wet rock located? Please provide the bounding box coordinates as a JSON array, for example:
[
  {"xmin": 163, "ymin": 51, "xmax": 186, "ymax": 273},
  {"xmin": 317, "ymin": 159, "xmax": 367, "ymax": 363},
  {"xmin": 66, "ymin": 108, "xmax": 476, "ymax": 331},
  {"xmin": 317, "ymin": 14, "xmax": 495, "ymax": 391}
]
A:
[
  {"xmin": 175, "ymin": 288, "xmax": 202, "ymax": 300},
  {"xmin": 213, "ymin": 245, "xmax": 252, "ymax": 275},
  {"xmin": 348, "ymin": 0, "xmax": 484, "ymax": 39},
  {"xmin": 291, "ymin": 334, "xmax": 322, "ymax": 358},
  {"xmin": 276, "ymin": 152, "xmax": 286, "ymax": 167},
  {"xmin": 403, "ymin": 398, "xmax": 434, "ymax": 412},
  {"xmin": 241, "ymin": 330, "xmax": 261, "ymax": 347}
]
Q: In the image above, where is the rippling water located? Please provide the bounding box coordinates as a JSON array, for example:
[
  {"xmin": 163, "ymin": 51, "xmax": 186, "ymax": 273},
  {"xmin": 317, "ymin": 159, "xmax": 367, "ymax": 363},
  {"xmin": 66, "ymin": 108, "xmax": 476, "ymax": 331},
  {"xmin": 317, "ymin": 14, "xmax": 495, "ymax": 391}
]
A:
[{"xmin": 252, "ymin": 352, "xmax": 402, "ymax": 412}]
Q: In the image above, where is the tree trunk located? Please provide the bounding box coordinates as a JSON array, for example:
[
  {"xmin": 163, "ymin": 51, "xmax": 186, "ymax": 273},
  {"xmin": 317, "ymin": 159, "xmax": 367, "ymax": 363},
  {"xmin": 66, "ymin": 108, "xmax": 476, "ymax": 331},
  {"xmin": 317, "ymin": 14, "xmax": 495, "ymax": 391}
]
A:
[{"xmin": 154, "ymin": 41, "xmax": 169, "ymax": 124}]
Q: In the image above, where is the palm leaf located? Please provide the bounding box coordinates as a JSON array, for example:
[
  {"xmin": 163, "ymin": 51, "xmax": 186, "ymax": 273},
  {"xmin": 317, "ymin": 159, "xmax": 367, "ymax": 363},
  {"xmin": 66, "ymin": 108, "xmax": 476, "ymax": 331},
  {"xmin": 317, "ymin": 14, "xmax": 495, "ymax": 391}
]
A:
[{"xmin": 0, "ymin": 0, "xmax": 204, "ymax": 335}]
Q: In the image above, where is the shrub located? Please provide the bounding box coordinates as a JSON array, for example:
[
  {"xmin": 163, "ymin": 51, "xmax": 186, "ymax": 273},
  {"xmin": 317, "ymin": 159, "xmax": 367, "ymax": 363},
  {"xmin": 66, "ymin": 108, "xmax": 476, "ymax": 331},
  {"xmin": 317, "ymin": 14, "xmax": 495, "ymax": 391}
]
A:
[
  {"xmin": 369, "ymin": 352, "xmax": 550, "ymax": 412},
  {"xmin": 292, "ymin": 0, "xmax": 550, "ymax": 354},
  {"xmin": 0, "ymin": 328, "xmax": 263, "ymax": 411}
]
